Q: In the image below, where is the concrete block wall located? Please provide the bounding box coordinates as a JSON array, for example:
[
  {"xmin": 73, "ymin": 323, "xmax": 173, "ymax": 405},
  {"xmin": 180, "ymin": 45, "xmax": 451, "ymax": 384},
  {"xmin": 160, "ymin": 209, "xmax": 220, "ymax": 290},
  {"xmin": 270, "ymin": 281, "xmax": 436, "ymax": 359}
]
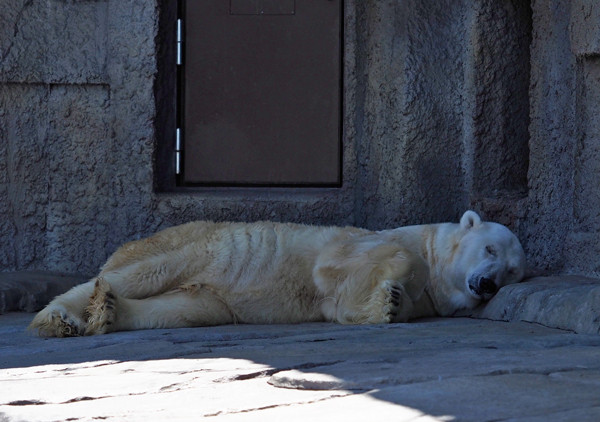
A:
[{"xmin": 0, "ymin": 0, "xmax": 596, "ymax": 278}]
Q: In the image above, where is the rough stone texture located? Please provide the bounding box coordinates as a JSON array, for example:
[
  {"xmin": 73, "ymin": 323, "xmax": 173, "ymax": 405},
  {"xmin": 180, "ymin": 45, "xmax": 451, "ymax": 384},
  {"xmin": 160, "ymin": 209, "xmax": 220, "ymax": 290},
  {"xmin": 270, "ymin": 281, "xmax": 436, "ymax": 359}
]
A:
[
  {"xmin": 527, "ymin": 0, "xmax": 600, "ymax": 276},
  {"xmin": 570, "ymin": 0, "xmax": 600, "ymax": 56},
  {"xmin": 352, "ymin": 0, "xmax": 530, "ymax": 231},
  {"xmin": 526, "ymin": 0, "xmax": 577, "ymax": 274},
  {"xmin": 466, "ymin": 0, "xmax": 531, "ymax": 239},
  {"xmin": 46, "ymin": 85, "xmax": 113, "ymax": 273},
  {"xmin": 353, "ymin": 1, "xmax": 469, "ymax": 228},
  {"xmin": 566, "ymin": 56, "xmax": 600, "ymax": 275},
  {"xmin": 0, "ymin": 84, "xmax": 49, "ymax": 270},
  {"xmin": 1, "ymin": 314, "xmax": 600, "ymax": 421},
  {"xmin": 0, "ymin": 0, "xmax": 533, "ymax": 276},
  {"xmin": 0, "ymin": 0, "xmax": 108, "ymax": 84},
  {"xmin": 0, "ymin": 271, "xmax": 87, "ymax": 314},
  {"xmin": 464, "ymin": 276, "xmax": 600, "ymax": 334},
  {"xmin": 0, "ymin": 0, "xmax": 159, "ymax": 275}
]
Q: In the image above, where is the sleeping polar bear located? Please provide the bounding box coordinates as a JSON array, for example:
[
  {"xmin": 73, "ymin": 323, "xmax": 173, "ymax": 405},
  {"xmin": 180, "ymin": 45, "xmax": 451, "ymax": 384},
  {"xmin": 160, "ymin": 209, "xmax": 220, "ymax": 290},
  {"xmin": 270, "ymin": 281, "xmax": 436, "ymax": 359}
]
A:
[{"xmin": 30, "ymin": 211, "xmax": 526, "ymax": 337}]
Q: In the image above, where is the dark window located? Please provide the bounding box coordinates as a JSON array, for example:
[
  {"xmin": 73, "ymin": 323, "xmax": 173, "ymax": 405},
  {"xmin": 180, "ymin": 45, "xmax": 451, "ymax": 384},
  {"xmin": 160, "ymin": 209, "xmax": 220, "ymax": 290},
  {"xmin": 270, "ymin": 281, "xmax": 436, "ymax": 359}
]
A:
[{"xmin": 178, "ymin": 0, "xmax": 342, "ymax": 187}]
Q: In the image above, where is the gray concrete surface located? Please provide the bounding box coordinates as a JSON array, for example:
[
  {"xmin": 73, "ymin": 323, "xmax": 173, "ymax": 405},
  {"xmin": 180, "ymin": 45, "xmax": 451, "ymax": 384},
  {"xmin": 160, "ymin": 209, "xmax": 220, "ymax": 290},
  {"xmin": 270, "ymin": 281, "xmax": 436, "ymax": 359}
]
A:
[{"xmin": 1, "ymin": 313, "xmax": 600, "ymax": 421}]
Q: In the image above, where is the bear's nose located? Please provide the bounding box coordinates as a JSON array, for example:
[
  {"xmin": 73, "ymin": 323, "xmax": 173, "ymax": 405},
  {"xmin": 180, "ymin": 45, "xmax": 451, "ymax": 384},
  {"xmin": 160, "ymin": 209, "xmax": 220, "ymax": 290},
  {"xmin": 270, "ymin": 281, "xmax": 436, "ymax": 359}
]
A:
[{"xmin": 479, "ymin": 277, "xmax": 497, "ymax": 295}]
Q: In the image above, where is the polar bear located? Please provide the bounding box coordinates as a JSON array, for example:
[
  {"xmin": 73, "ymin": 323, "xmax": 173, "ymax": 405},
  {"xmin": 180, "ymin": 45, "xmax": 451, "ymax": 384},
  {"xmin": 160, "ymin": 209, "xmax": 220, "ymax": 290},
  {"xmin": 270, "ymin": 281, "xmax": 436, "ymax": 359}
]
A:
[{"xmin": 29, "ymin": 211, "xmax": 526, "ymax": 337}]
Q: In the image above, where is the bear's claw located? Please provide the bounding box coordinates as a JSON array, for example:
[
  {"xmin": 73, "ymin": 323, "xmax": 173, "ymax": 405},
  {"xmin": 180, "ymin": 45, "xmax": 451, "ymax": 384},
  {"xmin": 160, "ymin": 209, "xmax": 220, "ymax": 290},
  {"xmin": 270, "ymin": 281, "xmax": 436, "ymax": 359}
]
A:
[
  {"xmin": 383, "ymin": 281, "xmax": 409, "ymax": 323},
  {"xmin": 382, "ymin": 280, "xmax": 413, "ymax": 322},
  {"xmin": 389, "ymin": 285, "xmax": 401, "ymax": 307}
]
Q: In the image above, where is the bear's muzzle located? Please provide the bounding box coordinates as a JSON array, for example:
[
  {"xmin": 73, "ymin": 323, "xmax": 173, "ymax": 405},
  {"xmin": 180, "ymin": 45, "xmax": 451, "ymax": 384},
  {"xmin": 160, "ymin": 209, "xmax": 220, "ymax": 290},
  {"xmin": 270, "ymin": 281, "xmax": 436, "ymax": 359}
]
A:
[{"xmin": 468, "ymin": 276, "xmax": 498, "ymax": 298}]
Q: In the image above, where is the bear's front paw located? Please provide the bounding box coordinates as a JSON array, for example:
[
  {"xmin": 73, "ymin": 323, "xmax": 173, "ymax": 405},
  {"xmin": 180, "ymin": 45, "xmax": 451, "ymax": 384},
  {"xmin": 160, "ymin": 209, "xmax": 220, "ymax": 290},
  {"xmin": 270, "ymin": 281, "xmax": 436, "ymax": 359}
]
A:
[
  {"xmin": 84, "ymin": 277, "xmax": 117, "ymax": 335},
  {"xmin": 361, "ymin": 280, "xmax": 408, "ymax": 324}
]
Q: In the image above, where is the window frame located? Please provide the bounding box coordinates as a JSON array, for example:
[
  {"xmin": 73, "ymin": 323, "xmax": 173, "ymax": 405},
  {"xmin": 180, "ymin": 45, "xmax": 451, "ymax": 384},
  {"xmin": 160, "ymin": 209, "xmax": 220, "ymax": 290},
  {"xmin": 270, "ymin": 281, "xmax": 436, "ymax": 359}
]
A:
[{"xmin": 154, "ymin": 0, "xmax": 345, "ymax": 191}]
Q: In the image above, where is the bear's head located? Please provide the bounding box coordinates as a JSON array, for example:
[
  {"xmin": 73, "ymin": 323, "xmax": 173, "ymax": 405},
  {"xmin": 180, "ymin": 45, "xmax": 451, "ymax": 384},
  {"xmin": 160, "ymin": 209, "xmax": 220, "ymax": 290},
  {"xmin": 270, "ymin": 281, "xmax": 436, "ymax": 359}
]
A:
[{"xmin": 436, "ymin": 211, "xmax": 526, "ymax": 314}]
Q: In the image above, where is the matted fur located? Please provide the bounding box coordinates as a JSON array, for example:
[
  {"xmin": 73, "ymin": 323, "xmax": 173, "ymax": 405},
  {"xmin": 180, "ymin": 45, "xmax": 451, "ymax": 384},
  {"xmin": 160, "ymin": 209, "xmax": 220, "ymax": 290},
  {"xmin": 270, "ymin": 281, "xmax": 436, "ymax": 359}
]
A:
[{"xmin": 29, "ymin": 211, "xmax": 526, "ymax": 337}]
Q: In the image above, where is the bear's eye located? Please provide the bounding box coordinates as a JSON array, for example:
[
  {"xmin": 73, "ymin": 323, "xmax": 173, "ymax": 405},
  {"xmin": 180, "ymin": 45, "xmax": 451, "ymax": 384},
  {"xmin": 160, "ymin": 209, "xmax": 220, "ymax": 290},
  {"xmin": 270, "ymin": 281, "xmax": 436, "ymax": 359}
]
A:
[{"xmin": 485, "ymin": 245, "xmax": 496, "ymax": 256}]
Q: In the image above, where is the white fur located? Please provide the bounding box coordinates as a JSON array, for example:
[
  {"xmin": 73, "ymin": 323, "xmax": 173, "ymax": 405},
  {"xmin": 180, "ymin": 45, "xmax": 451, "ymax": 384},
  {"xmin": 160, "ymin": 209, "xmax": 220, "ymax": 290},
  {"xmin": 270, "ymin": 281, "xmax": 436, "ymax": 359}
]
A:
[{"xmin": 29, "ymin": 211, "xmax": 526, "ymax": 337}]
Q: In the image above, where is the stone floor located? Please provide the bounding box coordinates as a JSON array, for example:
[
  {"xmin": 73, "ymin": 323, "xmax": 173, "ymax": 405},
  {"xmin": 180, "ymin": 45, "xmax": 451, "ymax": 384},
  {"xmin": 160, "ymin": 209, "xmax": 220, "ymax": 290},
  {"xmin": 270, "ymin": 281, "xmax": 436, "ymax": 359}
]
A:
[{"xmin": 1, "ymin": 273, "xmax": 600, "ymax": 421}]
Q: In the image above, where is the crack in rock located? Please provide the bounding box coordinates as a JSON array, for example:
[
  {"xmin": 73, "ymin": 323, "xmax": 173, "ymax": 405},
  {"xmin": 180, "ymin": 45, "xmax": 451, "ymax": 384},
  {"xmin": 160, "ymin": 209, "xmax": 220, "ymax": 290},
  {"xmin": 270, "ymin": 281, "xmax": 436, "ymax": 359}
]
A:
[
  {"xmin": 213, "ymin": 360, "xmax": 343, "ymax": 383},
  {"xmin": 299, "ymin": 338, "xmax": 336, "ymax": 343},
  {"xmin": 489, "ymin": 405, "xmax": 600, "ymax": 422},
  {"xmin": 63, "ymin": 396, "xmax": 102, "ymax": 404},
  {"xmin": 270, "ymin": 364, "xmax": 600, "ymax": 392},
  {"xmin": 478, "ymin": 366, "xmax": 596, "ymax": 378},
  {"xmin": 7, "ymin": 400, "xmax": 46, "ymax": 406},
  {"xmin": 203, "ymin": 393, "xmax": 352, "ymax": 417},
  {"xmin": 159, "ymin": 382, "xmax": 186, "ymax": 393}
]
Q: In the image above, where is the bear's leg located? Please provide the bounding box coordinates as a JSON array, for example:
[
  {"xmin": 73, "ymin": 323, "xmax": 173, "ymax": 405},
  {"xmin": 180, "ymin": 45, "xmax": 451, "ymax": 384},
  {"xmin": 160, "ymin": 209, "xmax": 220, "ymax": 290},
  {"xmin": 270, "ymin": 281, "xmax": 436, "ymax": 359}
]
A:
[
  {"xmin": 30, "ymin": 252, "xmax": 199, "ymax": 337},
  {"xmin": 332, "ymin": 276, "xmax": 419, "ymax": 324},
  {"xmin": 96, "ymin": 253, "xmax": 192, "ymax": 300},
  {"xmin": 84, "ymin": 278, "xmax": 235, "ymax": 335},
  {"xmin": 330, "ymin": 250, "xmax": 429, "ymax": 324}
]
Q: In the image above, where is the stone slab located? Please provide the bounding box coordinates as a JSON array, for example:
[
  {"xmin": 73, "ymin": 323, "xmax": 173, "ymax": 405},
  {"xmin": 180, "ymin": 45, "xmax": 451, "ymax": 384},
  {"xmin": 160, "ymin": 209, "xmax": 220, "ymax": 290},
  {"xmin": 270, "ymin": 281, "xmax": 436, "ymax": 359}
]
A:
[
  {"xmin": 1, "ymin": 314, "xmax": 600, "ymax": 421},
  {"xmin": 0, "ymin": 271, "xmax": 88, "ymax": 314},
  {"xmin": 463, "ymin": 276, "xmax": 600, "ymax": 334}
]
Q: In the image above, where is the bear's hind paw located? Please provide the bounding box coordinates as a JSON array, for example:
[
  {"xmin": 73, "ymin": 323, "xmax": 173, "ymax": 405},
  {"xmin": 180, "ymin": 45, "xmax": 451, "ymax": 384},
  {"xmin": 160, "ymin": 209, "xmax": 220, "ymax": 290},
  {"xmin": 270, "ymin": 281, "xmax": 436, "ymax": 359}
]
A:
[
  {"xmin": 29, "ymin": 306, "xmax": 86, "ymax": 337},
  {"xmin": 84, "ymin": 277, "xmax": 117, "ymax": 335}
]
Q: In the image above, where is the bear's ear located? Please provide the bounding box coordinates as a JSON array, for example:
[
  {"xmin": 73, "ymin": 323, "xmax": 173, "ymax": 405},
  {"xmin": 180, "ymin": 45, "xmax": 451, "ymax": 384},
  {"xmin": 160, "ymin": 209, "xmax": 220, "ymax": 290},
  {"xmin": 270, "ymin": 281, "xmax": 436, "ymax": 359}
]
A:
[{"xmin": 460, "ymin": 210, "xmax": 482, "ymax": 230}]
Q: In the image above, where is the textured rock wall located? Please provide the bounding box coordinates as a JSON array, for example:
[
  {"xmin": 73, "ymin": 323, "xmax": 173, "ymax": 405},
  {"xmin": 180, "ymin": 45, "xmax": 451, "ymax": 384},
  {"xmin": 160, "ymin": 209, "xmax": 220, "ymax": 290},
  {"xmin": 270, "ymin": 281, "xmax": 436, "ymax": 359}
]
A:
[
  {"xmin": 527, "ymin": 0, "xmax": 600, "ymax": 276},
  {"xmin": 353, "ymin": 0, "xmax": 470, "ymax": 229},
  {"xmin": 351, "ymin": 0, "xmax": 530, "ymax": 230},
  {"xmin": 0, "ymin": 0, "xmax": 158, "ymax": 274},
  {"xmin": 0, "ymin": 0, "xmax": 552, "ymax": 276}
]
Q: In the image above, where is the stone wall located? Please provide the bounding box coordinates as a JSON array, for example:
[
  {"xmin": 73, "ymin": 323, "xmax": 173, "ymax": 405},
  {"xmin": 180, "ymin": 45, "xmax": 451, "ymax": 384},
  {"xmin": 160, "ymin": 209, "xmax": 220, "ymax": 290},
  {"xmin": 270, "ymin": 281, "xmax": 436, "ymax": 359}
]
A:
[
  {"xmin": 0, "ymin": 0, "xmax": 158, "ymax": 274},
  {"xmin": 527, "ymin": 0, "xmax": 600, "ymax": 276},
  {"xmin": 352, "ymin": 0, "xmax": 530, "ymax": 231},
  {"xmin": 2, "ymin": 0, "xmax": 595, "ymax": 278}
]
